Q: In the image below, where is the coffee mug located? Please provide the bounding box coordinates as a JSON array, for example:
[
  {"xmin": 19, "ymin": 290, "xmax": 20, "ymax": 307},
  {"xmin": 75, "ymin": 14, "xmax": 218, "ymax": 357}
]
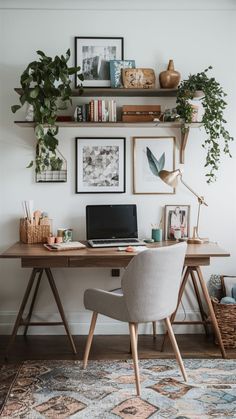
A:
[
  {"xmin": 47, "ymin": 236, "xmax": 55, "ymax": 245},
  {"xmin": 152, "ymin": 228, "xmax": 162, "ymax": 242}
]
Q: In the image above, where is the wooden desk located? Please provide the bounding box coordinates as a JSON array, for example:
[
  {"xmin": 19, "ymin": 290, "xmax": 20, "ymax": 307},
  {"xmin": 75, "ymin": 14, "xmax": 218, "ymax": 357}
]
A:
[{"xmin": 1, "ymin": 241, "xmax": 230, "ymax": 358}]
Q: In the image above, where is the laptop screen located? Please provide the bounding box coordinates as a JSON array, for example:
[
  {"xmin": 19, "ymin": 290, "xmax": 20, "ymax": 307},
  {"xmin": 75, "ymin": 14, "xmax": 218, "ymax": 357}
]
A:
[{"xmin": 86, "ymin": 205, "xmax": 138, "ymax": 239}]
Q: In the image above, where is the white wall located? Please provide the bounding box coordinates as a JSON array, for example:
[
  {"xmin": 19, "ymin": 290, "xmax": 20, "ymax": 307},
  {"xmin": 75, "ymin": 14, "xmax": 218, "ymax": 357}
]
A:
[{"xmin": 0, "ymin": 0, "xmax": 236, "ymax": 335}]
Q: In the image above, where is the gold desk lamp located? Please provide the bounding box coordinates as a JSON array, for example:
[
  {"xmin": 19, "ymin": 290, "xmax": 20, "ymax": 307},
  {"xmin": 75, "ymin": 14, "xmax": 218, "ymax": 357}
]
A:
[{"xmin": 159, "ymin": 169, "xmax": 208, "ymax": 244}]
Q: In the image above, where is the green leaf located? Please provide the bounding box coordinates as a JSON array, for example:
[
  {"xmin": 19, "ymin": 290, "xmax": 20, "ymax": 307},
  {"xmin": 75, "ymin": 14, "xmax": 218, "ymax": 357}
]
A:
[
  {"xmin": 37, "ymin": 50, "xmax": 46, "ymax": 57},
  {"xmin": 146, "ymin": 147, "xmax": 160, "ymax": 176},
  {"xmin": 11, "ymin": 104, "xmax": 21, "ymax": 113},
  {"xmin": 35, "ymin": 124, "xmax": 44, "ymax": 139},
  {"xmin": 158, "ymin": 152, "xmax": 165, "ymax": 171},
  {"xmin": 30, "ymin": 87, "xmax": 39, "ymax": 98},
  {"xmin": 26, "ymin": 160, "xmax": 34, "ymax": 168}
]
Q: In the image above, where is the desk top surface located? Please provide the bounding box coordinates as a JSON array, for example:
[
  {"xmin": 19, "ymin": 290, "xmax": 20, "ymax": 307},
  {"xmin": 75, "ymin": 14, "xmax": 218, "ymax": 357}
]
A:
[{"xmin": 0, "ymin": 241, "xmax": 230, "ymax": 259}]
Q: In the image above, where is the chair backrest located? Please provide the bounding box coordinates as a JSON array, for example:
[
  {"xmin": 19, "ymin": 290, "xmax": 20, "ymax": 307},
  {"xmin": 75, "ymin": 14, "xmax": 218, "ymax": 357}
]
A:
[{"xmin": 121, "ymin": 242, "xmax": 187, "ymax": 322}]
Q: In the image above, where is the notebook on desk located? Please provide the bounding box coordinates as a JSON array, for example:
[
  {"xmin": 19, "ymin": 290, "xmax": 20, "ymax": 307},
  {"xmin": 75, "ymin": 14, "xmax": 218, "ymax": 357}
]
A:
[{"xmin": 86, "ymin": 204, "xmax": 145, "ymax": 248}]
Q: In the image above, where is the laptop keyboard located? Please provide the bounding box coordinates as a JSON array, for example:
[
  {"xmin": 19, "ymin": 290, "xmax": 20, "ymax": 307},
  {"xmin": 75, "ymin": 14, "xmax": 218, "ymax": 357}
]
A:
[{"xmin": 92, "ymin": 239, "xmax": 140, "ymax": 244}]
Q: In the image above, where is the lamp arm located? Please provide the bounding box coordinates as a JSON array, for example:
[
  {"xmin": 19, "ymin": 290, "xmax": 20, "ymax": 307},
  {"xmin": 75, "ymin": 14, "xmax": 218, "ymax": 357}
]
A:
[{"xmin": 180, "ymin": 177, "xmax": 208, "ymax": 206}]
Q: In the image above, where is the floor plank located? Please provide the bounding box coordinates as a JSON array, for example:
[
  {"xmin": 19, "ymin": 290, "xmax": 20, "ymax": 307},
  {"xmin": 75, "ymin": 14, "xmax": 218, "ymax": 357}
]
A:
[{"xmin": 1, "ymin": 334, "xmax": 236, "ymax": 363}]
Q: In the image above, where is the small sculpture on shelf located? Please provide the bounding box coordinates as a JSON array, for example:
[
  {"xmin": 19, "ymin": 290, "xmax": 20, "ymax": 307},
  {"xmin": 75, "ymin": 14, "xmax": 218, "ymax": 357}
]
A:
[{"xmin": 159, "ymin": 59, "xmax": 181, "ymax": 89}]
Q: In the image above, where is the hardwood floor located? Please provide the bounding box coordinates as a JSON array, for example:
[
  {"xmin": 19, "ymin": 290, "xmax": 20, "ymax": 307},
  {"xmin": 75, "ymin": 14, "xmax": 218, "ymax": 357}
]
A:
[{"xmin": 1, "ymin": 334, "xmax": 236, "ymax": 363}]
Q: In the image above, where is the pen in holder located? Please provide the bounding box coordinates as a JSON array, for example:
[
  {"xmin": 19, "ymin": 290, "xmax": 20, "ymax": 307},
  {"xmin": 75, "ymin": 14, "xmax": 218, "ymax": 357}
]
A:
[{"xmin": 152, "ymin": 228, "xmax": 162, "ymax": 242}]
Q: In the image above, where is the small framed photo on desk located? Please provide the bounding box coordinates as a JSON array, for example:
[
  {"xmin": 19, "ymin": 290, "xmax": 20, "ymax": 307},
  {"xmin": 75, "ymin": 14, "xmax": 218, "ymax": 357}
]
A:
[
  {"xmin": 75, "ymin": 137, "xmax": 126, "ymax": 193},
  {"xmin": 164, "ymin": 204, "xmax": 190, "ymax": 240}
]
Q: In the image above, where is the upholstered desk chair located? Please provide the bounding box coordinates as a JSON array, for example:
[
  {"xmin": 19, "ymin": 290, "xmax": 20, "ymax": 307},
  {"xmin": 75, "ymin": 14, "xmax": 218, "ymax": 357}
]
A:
[{"xmin": 83, "ymin": 242, "xmax": 187, "ymax": 396}]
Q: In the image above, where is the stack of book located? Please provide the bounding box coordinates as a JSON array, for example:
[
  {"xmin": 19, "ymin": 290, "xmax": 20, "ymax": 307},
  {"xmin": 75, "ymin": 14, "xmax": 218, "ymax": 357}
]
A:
[
  {"xmin": 121, "ymin": 105, "xmax": 161, "ymax": 122},
  {"xmin": 74, "ymin": 100, "xmax": 117, "ymax": 123}
]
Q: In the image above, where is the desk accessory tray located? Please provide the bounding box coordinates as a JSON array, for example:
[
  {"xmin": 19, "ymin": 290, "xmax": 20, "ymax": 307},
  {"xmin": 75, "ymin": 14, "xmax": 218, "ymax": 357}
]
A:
[{"xmin": 44, "ymin": 241, "xmax": 86, "ymax": 251}]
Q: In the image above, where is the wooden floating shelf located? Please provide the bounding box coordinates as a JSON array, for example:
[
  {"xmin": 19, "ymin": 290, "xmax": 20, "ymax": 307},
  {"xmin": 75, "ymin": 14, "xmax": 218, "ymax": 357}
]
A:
[
  {"xmin": 15, "ymin": 121, "xmax": 186, "ymax": 128},
  {"xmin": 14, "ymin": 87, "xmax": 178, "ymax": 98},
  {"xmin": 14, "ymin": 121, "xmax": 202, "ymax": 164}
]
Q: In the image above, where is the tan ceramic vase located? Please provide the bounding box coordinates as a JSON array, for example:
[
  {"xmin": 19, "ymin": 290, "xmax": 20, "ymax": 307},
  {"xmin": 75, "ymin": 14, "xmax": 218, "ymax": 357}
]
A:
[{"xmin": 159, "ymin": 60, "xmax": 181, "ymax": 89}]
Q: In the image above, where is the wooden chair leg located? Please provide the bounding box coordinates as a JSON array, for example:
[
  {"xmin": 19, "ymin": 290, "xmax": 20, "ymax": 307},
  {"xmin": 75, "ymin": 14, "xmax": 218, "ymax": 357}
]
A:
[
  {"xmin": 152, "ymin": 321, "xmax": 157, "ymax": 339},
  {"xmin": 83, "ymin": 312, "xmax": 98, "ymax": 369},
  {"xmin": 164, "ymin": 317, "xmax": 188, "ymax": 382},
  {"xmin": 129, "ymin": 322, "xmax": 141, "ymax": 396}
]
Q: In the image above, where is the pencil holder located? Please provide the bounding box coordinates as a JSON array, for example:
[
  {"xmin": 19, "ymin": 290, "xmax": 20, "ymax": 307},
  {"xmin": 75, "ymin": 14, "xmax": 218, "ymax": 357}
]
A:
[
  {"xmin": 152, "ymin": 228, "xmax": 162, "ymax": 242},
  {"xmin": 20, "ymin": 219, "xmax": 50, "ymax": 244}
]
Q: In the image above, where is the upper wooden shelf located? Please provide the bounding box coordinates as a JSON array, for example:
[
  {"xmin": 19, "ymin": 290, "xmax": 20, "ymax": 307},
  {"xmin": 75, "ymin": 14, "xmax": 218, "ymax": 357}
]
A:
[
  {"xmin": 14, "ymin": 87, "xmax": 178, "ymax": 98},
  {"xmin": 14, "ymin": 121, "xmax": 202, "ymax": 128}
]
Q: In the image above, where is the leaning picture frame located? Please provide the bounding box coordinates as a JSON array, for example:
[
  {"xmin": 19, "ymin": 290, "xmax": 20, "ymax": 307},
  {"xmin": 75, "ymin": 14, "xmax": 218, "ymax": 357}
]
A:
[
  {"xmin": 75, "ymin": 137, "xmax": 126, "ymax": 193},
  {"xmin": 75, "ymin": 36, "xmax": 124, "ymax": 88},
  {"xmin": 164, "ymin": 205, "xmax": 190, "ymax": 240},
  {"xmin": 133, "ymin": 136, "xmax": 176, "ymax": 194}
]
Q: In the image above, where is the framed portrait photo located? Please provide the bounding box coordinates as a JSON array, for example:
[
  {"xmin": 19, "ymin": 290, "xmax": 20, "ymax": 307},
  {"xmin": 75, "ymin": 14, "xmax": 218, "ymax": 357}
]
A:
[
  {"xmin": 133, "ymin": 136, "xmax": 176, "ymax": 194},
  {"xmin": 75, "ymin": 137, "xmax": 126, "ymax": 193},
  {"xmin": 164, "ymin": 205, "xmax": 190, "ymax": 240},
  {"xmin": 75, "ymin": 36, "xmax": 124, "ymax": 88}
]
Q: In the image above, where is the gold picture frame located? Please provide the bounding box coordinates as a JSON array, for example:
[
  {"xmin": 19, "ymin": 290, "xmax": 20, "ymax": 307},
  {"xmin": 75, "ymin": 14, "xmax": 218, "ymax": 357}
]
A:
[{"xmin": 133, "ymin": 136, "xmax": 176, "ymax": 194}]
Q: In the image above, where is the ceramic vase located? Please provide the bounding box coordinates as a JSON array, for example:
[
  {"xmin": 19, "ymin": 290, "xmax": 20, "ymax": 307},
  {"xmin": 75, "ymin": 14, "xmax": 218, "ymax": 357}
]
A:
[{"xmin": 159, "ymin": 60, "xmax": 181, "ymax": 89}]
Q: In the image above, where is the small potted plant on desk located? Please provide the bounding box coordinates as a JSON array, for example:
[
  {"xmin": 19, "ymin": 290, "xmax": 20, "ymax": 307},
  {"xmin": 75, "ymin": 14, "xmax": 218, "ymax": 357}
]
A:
[
  {"xmin": 12, "ymin": 49, "xmax": 83, "ymax": 182},
  {"xmin": 176, "ymin": 66, "xmax": 233, "ymax": 183}
]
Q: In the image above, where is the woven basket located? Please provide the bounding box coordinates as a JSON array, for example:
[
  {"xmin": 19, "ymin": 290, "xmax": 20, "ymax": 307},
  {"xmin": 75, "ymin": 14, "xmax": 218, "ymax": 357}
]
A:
[
  {"xmin": 20, "ymin": 219, "xmax": 50, "ymax": 244},
  {"xmin": 212, "ymin": 275, "xmax": 236, "ymax": 348}
]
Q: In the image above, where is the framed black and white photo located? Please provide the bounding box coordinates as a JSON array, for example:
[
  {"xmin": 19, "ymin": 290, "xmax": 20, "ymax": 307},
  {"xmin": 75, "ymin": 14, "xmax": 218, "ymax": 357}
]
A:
[
  {"xmin": 164, "ymin": 205, "xmax": 190, "ymax": 240},
  {"xmin": 75, "ymin": 36, "xmax": 124, "ymax": 88},
  {"xmin": 75, "ymin": 137, "xmax": 126, "ymax": 193}
]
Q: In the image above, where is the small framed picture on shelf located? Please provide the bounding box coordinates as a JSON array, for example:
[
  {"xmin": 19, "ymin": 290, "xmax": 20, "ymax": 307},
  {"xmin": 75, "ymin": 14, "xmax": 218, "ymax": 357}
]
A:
[
  {"xmin": 164, "ymin": 205, "xmax": 190, "ymax": 240},
  {"xmin": 75, "ymin": 137, "xmax": 126, "ymax": 193},
  {"xmin": 110, "ymin": 60, "xmax": 135, "ymax": 88},
  {"xmin": 133, "ymin": 136, "xmax": 176, "ymax": 194},
  {"xmin": 75, "ymin": 36, "xmax": 124, "ymax": 88}
]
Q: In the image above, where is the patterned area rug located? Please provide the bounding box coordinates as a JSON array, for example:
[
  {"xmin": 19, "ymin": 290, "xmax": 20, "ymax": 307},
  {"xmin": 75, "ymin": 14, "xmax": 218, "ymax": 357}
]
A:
[{"xmin": 1, "ymin": 359, "xmax": 236, "ymax": 418}]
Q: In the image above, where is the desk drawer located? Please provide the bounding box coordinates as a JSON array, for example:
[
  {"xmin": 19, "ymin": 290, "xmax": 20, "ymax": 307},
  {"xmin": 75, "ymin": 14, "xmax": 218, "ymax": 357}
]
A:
[
  {"xmin": 69, "ymin": 255, "xmax": 131, "ymax": 268},
  {"xmin": 22, "ymin": 257, "xmax": 69, "ymax": 268}
]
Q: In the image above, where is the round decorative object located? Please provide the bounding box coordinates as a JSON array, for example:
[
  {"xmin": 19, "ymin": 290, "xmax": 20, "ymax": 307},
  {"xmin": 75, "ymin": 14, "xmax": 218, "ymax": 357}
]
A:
[
  {"xmin": 159, "ymin": 60, "xmax": 181, "ymax": 89},
  {"xmin": 220, "ymin": 296, "xmax": 236, "ymax": 304},
  {"xmin": 231, "ymin": 284, "xmax": 236, "ymax": 300}
]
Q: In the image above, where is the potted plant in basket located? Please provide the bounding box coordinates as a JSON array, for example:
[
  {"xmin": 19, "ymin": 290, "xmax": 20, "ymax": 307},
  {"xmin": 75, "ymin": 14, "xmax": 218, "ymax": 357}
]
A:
[
  {"xmin": 176, "ymin": 66, "xmax": 233, "ymax": 183},
  {"xmin": 12, "ymin": 49, "xmax": 83, "ymax": 176}
]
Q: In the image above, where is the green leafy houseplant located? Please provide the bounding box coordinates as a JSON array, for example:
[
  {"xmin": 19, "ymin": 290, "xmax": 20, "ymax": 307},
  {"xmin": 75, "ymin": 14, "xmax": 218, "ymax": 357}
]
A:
[
  {"xmin": 176, "ymin": 66, "xmax": 233, "ymax": 183},
  {"xmin": 12, "ymin": 49, "xmax": 83, "ymax": 174}
]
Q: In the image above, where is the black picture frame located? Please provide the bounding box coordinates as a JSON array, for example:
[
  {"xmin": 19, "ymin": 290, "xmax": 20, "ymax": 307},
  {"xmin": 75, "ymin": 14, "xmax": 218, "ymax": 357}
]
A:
[
  {"xmin": 75, "ymin": 137, "xmax": 126, "ymax": 193},
  {"xmin": 75, "ymin": 36, "xmax": 124, "ymax": 88}
]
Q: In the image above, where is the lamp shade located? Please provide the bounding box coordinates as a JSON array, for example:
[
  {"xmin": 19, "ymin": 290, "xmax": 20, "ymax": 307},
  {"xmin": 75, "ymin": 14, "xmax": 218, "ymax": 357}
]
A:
[{"xmin": 159, "ymin": 169, "xmax": 181, "ymax": 188}]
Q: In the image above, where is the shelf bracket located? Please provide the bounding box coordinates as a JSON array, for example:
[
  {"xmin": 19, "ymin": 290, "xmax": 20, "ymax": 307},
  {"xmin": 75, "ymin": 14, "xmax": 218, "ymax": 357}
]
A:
[{"xmin": 180, "ymin": 126, "xmax": 190, "ymax": 164}]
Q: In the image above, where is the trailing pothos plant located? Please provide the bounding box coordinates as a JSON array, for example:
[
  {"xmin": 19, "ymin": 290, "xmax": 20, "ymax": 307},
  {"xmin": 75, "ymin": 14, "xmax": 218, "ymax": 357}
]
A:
[
  {"xmin": 12, "ymin": 49, "xmax": 83, "ymax": 173},
  {"xmin": 176, "ymin": 66, "xmax": 233, "ymax": 183}
]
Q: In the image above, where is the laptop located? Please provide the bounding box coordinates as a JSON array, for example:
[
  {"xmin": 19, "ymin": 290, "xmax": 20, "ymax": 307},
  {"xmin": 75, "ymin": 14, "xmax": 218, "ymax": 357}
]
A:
[{"xmin": 86, "ymin": 204, "xmax": 145, "ymax": 248}]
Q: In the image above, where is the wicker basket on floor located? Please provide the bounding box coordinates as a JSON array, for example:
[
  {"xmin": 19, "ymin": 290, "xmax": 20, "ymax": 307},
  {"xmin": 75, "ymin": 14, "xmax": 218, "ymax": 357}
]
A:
[{"xmin": 212, "ymin": 275, "xmax": 236, "ymax": 348}]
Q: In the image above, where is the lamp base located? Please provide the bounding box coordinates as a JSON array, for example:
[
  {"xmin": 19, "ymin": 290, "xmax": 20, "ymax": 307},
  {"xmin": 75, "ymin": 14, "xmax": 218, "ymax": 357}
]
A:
[
  {"xmin": 187, "ymin": 237, "xmax": 209, "ymax": 244},
  {"xmin": 187, "ymin": 226, "xmax": 209, "ymax": 244}
]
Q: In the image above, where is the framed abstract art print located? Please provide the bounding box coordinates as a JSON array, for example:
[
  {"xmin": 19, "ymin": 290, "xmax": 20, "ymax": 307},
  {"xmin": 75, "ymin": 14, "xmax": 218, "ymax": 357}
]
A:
[{"xmin": 75, "ymin": 137, "xmax": 126, "ymax": 193}]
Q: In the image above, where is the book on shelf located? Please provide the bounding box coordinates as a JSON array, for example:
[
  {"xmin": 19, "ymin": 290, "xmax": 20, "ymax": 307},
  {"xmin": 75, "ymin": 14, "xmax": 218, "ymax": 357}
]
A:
[
  {"xmin": 121, "ymin": 104, "xmax": 161, "ymax": 122},
  {"xmin": 74, "ymin": 99, "xmax": 117, "ymax": 123}
]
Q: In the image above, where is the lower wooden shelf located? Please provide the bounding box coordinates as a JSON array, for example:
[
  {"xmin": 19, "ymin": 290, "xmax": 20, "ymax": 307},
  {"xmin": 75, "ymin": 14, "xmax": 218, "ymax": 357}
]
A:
[{"xmin": 14, "ymin": 121, "xmax": 202, "ymax": 164}]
